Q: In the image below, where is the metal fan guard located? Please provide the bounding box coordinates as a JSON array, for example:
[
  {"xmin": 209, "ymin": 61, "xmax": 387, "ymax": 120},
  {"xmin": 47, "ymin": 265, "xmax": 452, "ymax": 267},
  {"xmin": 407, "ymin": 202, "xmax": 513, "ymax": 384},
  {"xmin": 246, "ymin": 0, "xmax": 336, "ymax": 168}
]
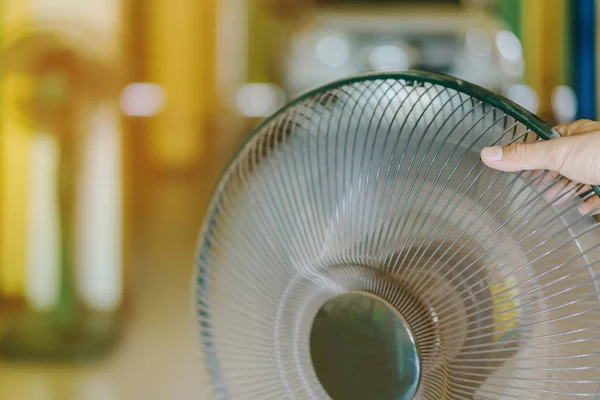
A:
[{"xmin": 195, "ymin": 71, "xmax": 600, "ymax": 399}]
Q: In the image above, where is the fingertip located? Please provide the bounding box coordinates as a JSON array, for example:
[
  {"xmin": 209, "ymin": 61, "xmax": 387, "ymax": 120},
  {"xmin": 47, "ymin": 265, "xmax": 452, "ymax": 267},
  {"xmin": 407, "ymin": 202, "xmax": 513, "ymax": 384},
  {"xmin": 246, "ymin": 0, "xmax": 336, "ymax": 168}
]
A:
[{"xmin": 579, "ymin": 196, "xmax": 600, "ymax": 216}]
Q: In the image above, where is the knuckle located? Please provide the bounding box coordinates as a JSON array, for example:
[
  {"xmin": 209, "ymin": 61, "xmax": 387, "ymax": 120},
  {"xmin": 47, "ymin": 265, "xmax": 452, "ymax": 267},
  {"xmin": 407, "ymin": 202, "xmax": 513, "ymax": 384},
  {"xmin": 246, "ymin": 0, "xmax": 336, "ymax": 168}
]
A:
[
  {"xmin": 564, "ymin": 119, "xmax": 597, "ymax": 136},
  {"xmin": 554, "ymin": 123, "xmax": 568, "ymax": 136},
  {"xmin": 507, "ymin": 142, "xmax": 527, "ymax": 160},
  {"xmin": 555, "ymin": 120, "xmax": 584, "ymax": 136},
  {"xmin": 578, "ymin": 119, "xmax": 595, "ymax": 127}
]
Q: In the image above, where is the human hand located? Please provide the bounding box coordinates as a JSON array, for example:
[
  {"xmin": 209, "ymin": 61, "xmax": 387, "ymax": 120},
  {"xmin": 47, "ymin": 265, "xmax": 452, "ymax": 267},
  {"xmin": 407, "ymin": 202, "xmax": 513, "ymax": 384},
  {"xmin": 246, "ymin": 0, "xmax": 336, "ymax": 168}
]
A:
[{"xmin": 480, "ymin": 119, "xmax": 600, "ymax": 215}]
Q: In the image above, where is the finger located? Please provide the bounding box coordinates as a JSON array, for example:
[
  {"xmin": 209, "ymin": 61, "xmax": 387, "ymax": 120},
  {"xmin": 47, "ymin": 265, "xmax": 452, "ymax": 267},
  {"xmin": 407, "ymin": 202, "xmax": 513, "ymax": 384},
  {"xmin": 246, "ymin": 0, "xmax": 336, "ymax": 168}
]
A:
[
  {"xmin": 577, "ymin": 184, "xmax": 593, "ymax": 197},
  {"xmin": 536, "ymin": 170, "xmax": 559, "ymax": 187},
  {"xmin": 554, "ymin": 119, "xmax": 597, "ymax": 137},
  {"xmin": 481, "ymin": 139, "xmax": 567, "ymax": 173},
  {"xmin": 546, "ymin": 179, "xmax": 581, "ymax": 206},
  {"xmin": 579, "ymin": 195, "xmax": 600, "ymax": 216},
  {"xmin": 524, "ymin": 171, "xmax": 558, "ymax": 200},
  {"xmin": 524, "ymin": 169, "xmax": 547, "ymax": 184},
  {"xmin": 523, "ymin": 170, "xmax": 592, "ymax": 207}
]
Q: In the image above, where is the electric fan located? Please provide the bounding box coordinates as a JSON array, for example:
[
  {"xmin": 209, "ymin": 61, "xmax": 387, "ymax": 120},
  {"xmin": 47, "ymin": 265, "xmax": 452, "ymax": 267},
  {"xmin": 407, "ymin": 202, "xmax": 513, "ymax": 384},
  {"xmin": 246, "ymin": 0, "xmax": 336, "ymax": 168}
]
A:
[{"xmin": 195, "ymin": 71, "xmax": 600, "ymax": 399}]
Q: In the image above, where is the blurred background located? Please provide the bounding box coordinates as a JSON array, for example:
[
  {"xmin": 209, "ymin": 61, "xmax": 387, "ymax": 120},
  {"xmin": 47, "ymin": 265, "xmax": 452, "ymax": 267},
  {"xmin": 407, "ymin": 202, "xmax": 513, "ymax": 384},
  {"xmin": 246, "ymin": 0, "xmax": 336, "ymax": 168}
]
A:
[{"xmin": 0, "ymin": 0, "xmax": 597, "ymax": 398}]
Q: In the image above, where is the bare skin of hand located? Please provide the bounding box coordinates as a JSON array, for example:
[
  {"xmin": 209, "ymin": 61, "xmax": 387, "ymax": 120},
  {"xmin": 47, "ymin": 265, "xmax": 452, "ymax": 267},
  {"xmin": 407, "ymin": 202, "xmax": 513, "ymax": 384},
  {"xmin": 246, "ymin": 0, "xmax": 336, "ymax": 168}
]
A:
[{"xmin": 480, "ymin": 119, "xmax": 600, "ymax": 215}]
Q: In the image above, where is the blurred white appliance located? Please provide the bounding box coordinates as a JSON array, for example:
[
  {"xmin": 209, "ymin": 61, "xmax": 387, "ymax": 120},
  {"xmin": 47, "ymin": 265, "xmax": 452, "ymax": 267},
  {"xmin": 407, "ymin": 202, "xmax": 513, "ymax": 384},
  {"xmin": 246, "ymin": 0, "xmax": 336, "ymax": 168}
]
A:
[{"xmin": 282, "ymin": 1, "xmax": 523, "ymax": 96}]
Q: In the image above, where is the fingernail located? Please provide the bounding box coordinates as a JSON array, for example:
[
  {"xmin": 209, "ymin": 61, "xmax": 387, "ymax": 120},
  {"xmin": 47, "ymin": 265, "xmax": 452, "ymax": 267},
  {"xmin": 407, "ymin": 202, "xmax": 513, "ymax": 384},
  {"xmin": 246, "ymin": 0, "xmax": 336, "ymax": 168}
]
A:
[{"xmin": 481, "ymin": 146, "xmax": 503, "ymax": 161}]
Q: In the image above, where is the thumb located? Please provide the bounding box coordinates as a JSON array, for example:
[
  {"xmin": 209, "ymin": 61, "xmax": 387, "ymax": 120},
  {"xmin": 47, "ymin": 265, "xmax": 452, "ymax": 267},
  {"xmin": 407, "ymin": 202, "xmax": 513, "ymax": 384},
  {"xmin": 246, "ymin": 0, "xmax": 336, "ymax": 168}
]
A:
[{"xmin": 480, "ymin": 139, "xmax": 566, "ymax": 173}]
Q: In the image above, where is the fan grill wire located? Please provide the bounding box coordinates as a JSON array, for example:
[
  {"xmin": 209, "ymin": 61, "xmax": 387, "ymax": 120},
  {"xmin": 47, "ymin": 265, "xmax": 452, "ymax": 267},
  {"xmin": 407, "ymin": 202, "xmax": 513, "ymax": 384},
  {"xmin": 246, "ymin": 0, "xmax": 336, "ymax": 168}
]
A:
[{"xmin": 195, "ymin": 75, "xmax": 600, "ymax": 399}]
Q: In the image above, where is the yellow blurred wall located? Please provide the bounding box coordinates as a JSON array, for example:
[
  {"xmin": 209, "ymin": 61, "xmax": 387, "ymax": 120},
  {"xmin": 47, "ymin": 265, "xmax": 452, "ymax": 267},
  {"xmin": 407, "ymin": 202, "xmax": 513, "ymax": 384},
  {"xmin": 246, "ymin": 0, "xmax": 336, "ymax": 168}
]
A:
[
  {"xmin": 0, "ymin": 0, "xmax": 31, "ymax": 297},
  {"xmin": 146, "ymin": 0, "xmax": 217, "ymax": 169},
  {"xmin": 521, "ymin": 0, "xmax": 565, "ymax": 122}
]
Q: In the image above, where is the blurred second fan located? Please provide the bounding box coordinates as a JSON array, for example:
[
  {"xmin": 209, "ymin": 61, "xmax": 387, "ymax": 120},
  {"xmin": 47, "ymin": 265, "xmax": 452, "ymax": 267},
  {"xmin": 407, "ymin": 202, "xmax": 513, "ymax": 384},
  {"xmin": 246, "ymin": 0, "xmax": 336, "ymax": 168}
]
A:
[{"xmin": 0, "ymin": 19, "xmax": 126, "ymax": 361}]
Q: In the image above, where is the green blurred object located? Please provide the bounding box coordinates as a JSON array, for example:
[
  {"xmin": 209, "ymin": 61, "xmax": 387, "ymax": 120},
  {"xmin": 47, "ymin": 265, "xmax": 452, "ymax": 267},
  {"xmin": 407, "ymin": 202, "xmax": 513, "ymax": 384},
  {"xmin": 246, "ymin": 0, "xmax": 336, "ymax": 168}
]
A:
[
  {"xmin": 0, "ymin": 313, "xmax": 121, "ymax": 361},
  {"xmin": 495, "ymin": 0, "xmax": 521, "ymax": 39}
]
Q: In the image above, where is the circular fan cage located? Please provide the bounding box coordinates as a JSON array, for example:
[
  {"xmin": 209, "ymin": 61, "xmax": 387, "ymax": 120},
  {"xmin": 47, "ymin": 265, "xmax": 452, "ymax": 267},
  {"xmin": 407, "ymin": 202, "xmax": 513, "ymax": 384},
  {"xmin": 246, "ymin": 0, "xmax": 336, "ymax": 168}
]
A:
[{"xmin": 194, "ymin": 71, "xmax": 600, "ymax": 399}]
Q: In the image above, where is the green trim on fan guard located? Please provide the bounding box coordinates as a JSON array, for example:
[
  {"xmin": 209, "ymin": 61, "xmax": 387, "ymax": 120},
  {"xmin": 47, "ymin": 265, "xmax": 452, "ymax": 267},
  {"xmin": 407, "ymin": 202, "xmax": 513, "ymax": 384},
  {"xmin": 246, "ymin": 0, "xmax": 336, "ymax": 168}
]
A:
[{"xmin": 219, "ymin": 70, "xmax": 600, "ymax": 198}]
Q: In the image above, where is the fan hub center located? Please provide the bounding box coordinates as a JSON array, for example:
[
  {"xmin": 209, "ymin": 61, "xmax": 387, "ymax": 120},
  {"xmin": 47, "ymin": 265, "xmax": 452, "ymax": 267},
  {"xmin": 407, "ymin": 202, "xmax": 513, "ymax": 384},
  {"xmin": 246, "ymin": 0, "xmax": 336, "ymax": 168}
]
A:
[{"xmin": 309, "ymin": 291, "xmax": 420, "ymax": 400}]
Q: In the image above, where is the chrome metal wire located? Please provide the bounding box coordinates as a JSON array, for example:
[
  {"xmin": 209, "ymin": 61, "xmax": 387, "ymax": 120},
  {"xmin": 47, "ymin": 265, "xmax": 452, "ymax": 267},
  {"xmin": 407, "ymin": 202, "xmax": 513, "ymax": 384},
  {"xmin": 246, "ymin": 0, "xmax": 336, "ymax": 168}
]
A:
[{"xmin": 195, "ymin": 74, "xmax": 600, "ymax": 399}]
